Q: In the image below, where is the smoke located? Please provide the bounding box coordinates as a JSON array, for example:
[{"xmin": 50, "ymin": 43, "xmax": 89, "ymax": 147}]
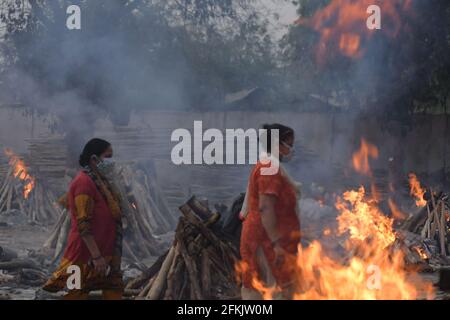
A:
[{"xmin": 0, "ymin": 0, "xmax": 193, "ymax": 155}]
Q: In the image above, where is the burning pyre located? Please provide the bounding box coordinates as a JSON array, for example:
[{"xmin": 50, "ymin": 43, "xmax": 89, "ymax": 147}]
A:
[
  {"xmin": 236, "ymin": 138, "xmax": 436, "ymax": 300},
  {"xmin": 0, "ymin": 148, "xmax": 61, "ymax": 223},
  {"xmin": 4, "ymin": 148, "xmax": 35, "ymax": 199}
]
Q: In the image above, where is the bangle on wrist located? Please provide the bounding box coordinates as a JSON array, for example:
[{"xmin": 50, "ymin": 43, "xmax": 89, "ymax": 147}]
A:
[{"xmin": 92, "ymin": 255, "xmax": 102, "ymax": 261}]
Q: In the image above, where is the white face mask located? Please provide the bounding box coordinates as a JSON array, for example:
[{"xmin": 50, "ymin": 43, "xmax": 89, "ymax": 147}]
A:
[
  {"xmin": 281, "ymin": 141, "xmax": 295, "ymax": 163},
  {"xmin": 96, "ymin": 158, "xmax": 116, "ymax": 175}
]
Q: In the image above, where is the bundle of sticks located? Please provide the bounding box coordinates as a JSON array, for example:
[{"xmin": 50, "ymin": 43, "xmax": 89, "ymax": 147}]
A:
[
  {"xmin": 402, "ymin": 189, "xmax": 449, "ymax": 257},
  {"xmin": 118, "ymin": 165, "xmax": 177, "ymax": 235},
  {"xmin": 0, "ymin": 159, "xmax": 62, "ymax": 224},
  {"xmin": 126, "ymin": 196, "xmax": 240, "ymax": 300},
  {"xmin": 0, "ymin": 246, "xmax": 48, "ymax": 287},
  {"xmin": 420, "ymin": 191, "xmax": 449, "ymax": 256},
  {"xmin": 26, "ymin": 135, "xmax": 68, "ymax": 194}
]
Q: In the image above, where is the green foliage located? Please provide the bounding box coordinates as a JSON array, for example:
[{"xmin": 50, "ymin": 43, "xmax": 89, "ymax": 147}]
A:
[{"xmin": 0, "ymin": 0, "xmax": 277, "ymax": 116}]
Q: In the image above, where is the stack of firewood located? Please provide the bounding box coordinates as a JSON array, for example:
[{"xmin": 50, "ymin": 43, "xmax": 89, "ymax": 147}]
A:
[
  {"xmin": 0, "ymin": 155, "xmax": 62, "ymax": 224},
  {"xmin": 402, "ymin": 189, "xmax": 449, "ymax": 257},
  {"xmin": 26, "ymin": 135, "xmax": 68, "ymax": 194},
  {"xmin": 420, "ymin": 191, "xmax": 449, "ymax": 256},
  {"xmin": 0, "ymin": 246, "xmax": 48, "ymax": 287},
  {"xmin": 118, "ymin": 165, "xmax": 177, "ymax": 235},
  {"xmin": 126, "ymin": 196, "xmax": 240, "ymax": 300}
]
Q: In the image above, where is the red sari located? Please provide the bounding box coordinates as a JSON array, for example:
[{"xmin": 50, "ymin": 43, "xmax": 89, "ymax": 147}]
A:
[
  {"xmin": 240, "ymin": 161, "xmax": 301, "ymax": 289},
  {"xmin": 44, "ymin": 171, "xmax": 123, "ymax": 293}
]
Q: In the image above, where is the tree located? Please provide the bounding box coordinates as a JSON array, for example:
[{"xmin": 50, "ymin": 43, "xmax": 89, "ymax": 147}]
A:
[{"xmin": 280, "ymin": 0, "xmax": 450, "ymax": 120}]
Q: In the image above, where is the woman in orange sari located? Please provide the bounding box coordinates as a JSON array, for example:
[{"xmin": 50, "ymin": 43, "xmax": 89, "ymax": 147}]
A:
[
  {"xmin": 240, "ymin": 124, "xmax": 301, "ymax": 299},
  {"xmin": 43, "ymin": 138, "xmax": 123, "ymax": 300}
]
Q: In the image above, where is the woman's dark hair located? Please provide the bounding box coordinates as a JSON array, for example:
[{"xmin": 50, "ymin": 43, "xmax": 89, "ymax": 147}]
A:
[
  {"xmin": 261, "ymin": 123, "xmax": 294, "ymax": 153},
  {"xmin": 79, "ymin": 138, "xmax": 111, "ymax": 167}
]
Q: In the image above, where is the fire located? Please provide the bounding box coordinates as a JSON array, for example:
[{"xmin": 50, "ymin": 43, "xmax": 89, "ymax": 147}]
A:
[
  {"xmin": 236, "ymin": 186, "xmax": 434, "ymax": 299},
  {"xmin": 352, "ymin": 138, "xmax": 378, "ymax": 176},
  {"xmin": 388, "ymin": 198, "xmax": 407, "ymax": 220},
  {"xmin": 236, "ymin": 139, "xmax": 435, "ymax": 299},
  {"xmin": 293, "ymin": 186, "xmax": 433, "ymax": 299},
  {"xmin": 339, "ymin": 33, "xmax": 361, "ymax": 57},
  {"xmin": 4, "ymin": 148, "xmax": 35, "ymax": 199},
  {"xmin": 413, "ymin": 247, "xmax": 428, "ymax": 261},
  {"xmin": 408, "ymin": 173, "xmax": 427, "ymax": 207},
  {"xmin": 296, "ymin": 0, "xmax": 413, "ymax": 64},
  {"xmin": 336, "ymin": 187, "xmax": 395, "ymax": 249}
]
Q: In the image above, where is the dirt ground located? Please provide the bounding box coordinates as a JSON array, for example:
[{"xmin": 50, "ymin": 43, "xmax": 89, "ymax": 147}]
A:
[
  {"xmin": 0, "ymin": 212, "xmax": 155, "ymax": 300},
  {"xmin": 0, "ymin": 212, "xmax": 449, "ymax": 300}
]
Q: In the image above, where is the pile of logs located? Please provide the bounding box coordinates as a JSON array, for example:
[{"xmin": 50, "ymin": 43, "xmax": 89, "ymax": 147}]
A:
[
  {"xmin": 402, "ymin": 189, "xmax": 449, "ymax": 257},
  {"xmin": 0, "ymin": 246, "xmax": 48, "ymax": 287},
  {"xmin": 126, "ymin": 196, "xmax": 240, "ymax": 300},
  {"xmin": 42, "ymin": 208, "xmax": 71, "ymax": 264},
  {"xmin": 43, "ymin": 164, "xmax": 174, "ymax": 265},
  {"xmin": 26, "ymin": 135, "xmax": 68, "ymax": 194},
  {"xmin": 420, "ymin": 191, "xmax": 449, "ymax": 256},
  {"xmin": 0, "ymin": 153, "xmax": 62, "ymax": 224},
  {"xmin": 119, "ymin": 165, "xmax": 177, "ymax": 235}
]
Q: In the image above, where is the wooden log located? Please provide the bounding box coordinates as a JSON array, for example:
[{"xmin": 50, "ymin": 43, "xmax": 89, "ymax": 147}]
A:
[
  {"xmin": 53, "ymin": 212, "xmax": 71, "ymax": 262},
  {"xmin": 5, "ymin": 183, "xmax": 12, "ymax": 213},
  {"xmin": 432, "ymin": 201, "xmax": 441, "ymax": 241},
  {"xmin": 138, "ymin": 276, "xmax": 156, "ymax": 298},
  {"xmin": 178, "ymin": 205, "xmax": 223, "ymax": 252},
  {"xmin": 0, "ymin": 165, "xmax": 14, "ymax": 197},
  {"xmin": 44, "ymin": 209, "xmax": 67, "ymax": 249},
  {"xmin": 0, "ymin": 259, "xmax": 41, "ymax": 271},
  {"xmin": 125, "ymin": 249, "xmax": 169, "ymax": 290},
  {"xmin": 439, "ymin": 202, "xmax": 447, "ymax": 256},
  {"xmin": 176, "ymin": 229, "xmax": 203, "ymax": 300},
  {"xmin": 0, "ymin": 175, "xmax": 13, "ymax": 212},
  {"xmin": 146, "ymin": 245, "xmax": 176, "ymax": 300},
  {"xmin": 0, "ymin": 246, "xmax": 18, "ymax": 262},
  {"xmin": 13, "ymin": 183, "xmax": 26, "ymax": 214},
  {"xmin": 201, "ymin": 250, "xmax": 211, "ymax": 299},
  {"xmin": 164, "ymin": 244, "xmax": 181, "ymax": 300},
  {"xmin": 178, "ymin": 271, "xmax": 189, "ymax": 300}
]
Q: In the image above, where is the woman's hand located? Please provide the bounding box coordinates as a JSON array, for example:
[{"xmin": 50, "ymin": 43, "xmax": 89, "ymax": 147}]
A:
[{"xmin": 92, "ymin": 256, "xmax": 108, "ymax": 275}]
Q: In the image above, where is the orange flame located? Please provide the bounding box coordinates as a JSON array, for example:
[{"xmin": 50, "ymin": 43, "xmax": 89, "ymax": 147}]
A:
[
  {"xmin": 413, "ymin": 246, "xmax": 428, "ymax": 260},
  {"xmin": 236, "ymin": 138, "xmax": 434, "ymax": 299},
  {"xmin": 336, "ymin": 187, "xmax": 395, "ymax": 249},
  {"xmin": 4, "ymin": 148, "xmax": 35, "ymax": 199},
  {"xmin": 237, "ymin": 186, "xmax": 434, "ymax": 300},
  {"xmin": 352, "ymin": 138, "xmax": 378, "ymax": 176},
  {"xmin": 388, "ymin": 198, "xmax": 407, "ymax": 220},
  {"xmin": 408, "ymin": 173, "xmax": 426, "ymax": 207},
  {"xmin": 296, "ymin": 0, "xmax": 413, "ymax": 64}
]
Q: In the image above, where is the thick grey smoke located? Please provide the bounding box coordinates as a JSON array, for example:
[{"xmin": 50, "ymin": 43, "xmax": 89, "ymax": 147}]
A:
[{"xmin": 0, "ymin": 0, "xmax": 193, "ymax": 155}]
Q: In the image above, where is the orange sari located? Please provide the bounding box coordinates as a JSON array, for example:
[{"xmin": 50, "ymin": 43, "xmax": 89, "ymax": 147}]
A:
[{"xmin": 240, "ymin": 161, "xmax": 301, "ymax": 289}]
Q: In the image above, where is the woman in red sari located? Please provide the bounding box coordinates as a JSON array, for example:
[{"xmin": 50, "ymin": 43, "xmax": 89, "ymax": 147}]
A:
[
  {"xmin": 240, "ymin": 124, "xmax": 301, "ymax": 299},
  {"xmin": 44, "ymin": 138, "xmax": 123, "ymax": 300}
]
